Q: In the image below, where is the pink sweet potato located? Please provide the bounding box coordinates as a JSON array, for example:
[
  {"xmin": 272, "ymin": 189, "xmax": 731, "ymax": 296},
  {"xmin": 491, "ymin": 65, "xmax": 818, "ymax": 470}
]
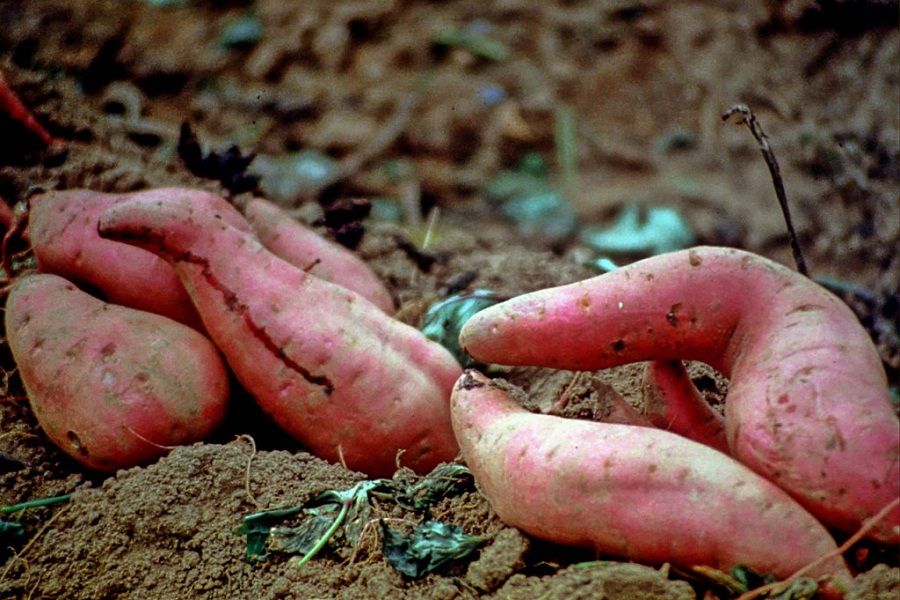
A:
[
  {"xmin": 5, "ymin": 273, "xmax": 229, "ymax": 472},
  {"xmin": 244, "ymin": 197, "xmax": 395, "ymax": 313},
  {"xmin": 460, "ymin": 247, "xmax": 899, "ymax": 542},
  {"xmin": 28, "ymin": 188, "xmax": 252, "ymax": 329},
  {"xmin": 452, "ymin": 370, "xmax": 851, "ymax": 584},
  {"xmin": 98, "ymin": 194, "xmax": 461, "ymax": 477},
  {"xmin": 641, "ymin": 360, "xmax": 729, "ymax": 455}
]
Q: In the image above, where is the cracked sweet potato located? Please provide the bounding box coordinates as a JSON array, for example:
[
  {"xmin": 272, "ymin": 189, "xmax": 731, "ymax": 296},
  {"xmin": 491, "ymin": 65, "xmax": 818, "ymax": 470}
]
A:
[
  {"xmin": 28, "ymin": 188, "xmax": 252, "ymax": 329},
  {"xmin": 5, "ymin": 273, "xmax": 229, "ymax": 472},
  {"xmin": 460, "ymin": 247, "xmax": 899, "ymax": 543},
  {"xmin": 244, "ymin": 197, "xmax": 394, "ymax": 313},
  {"xmin": 451, "ymin": 371, "xmax": 850, "ymax": 585},
  {"xmin": 98, "ymin": 194, "xmax": 461, "ymax": 477}
]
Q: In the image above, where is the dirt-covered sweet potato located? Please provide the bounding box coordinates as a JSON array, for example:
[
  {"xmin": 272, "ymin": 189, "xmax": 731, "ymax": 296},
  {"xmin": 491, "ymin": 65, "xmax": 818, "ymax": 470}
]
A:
[{"xmin": 5, "ymin": 273, "xmax": 230, "ymax": 472}]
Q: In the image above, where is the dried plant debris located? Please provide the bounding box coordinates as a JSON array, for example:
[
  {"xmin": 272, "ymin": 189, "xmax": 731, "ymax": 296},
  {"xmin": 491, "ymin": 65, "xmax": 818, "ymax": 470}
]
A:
[
  {"xmin": 234, "ymin": 464, "xmax": 478, "ymax": 576},
  {"xmin": 177, "ymin": 122, "xmax": 259, "ymax": 195}
]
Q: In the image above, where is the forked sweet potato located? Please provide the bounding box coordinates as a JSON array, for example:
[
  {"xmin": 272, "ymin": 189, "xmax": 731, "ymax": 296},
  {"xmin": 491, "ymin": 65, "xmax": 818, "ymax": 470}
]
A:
[
  {"xmin": 244, "ymin": 197, "xmax": 394, "ymax": 313},
  {"xmin": 98, "ymin": 194, "xmax": 461, "ymax": 476},
  {"xmin": 460, "ymin": 247, "xmax": 899, "ymax": 542},
  {"xmin": 5, "ymin": 274, "xmax": 230, "ymax": 471},
  {"xmin": 452, "ymin": 371, "xmax": 850, "ymax": 585},
  {"xmin": 28, "ymin": 188, "xmax": 252, "ymax": 329}
]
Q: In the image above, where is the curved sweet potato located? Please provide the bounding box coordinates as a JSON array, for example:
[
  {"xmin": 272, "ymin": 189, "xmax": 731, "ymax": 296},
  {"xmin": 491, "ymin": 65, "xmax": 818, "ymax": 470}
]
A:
[
  {"xmin": 244, "ymin": 197, "xmax": 394, "ymax": 313},
  {"xmin": 459, "ymin": 247, "xmax": 899, "ymax": 542},
  {"xmin": 452, "ymin": 371, "xmax": 850, "ymax": 584},
  {"xmin": 98, "ymin": 194, "xmax": 461, "ymax": 476},
  {"xmin": 28, "ymin": 188, "xmax": 252, "ymax": 329},
  {"xmin": 5, "ymin": 273, "xmax": 229, "ymax": 472}
]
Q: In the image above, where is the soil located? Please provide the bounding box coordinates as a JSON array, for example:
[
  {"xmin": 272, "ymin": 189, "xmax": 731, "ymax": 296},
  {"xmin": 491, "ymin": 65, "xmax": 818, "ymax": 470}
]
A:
[{"xmin": 0, "ymin": 1, "xmax": 898, "ymax": 599}]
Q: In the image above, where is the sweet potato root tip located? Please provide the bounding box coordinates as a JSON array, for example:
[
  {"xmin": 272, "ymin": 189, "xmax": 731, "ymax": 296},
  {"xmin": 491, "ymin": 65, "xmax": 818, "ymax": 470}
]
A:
[{"xmin": 459, "ymin": 246, "xmax": 899, "ymax": 542}]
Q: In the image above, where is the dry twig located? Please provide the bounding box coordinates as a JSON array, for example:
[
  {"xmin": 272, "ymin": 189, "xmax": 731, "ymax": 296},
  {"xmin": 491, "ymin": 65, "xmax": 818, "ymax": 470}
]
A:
[{"xmin": 722, "ymin": 104, "xmax": 808, "ymax": 276}]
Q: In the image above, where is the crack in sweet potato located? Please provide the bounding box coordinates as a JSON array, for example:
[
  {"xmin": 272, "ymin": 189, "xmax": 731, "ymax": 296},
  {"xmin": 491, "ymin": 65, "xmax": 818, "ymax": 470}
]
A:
[
  {"xmin": 99, "ymin": 225, "xmax": 334, "ymax": 394},
  {"xmin": 176, "ymin": 252, "xmax": 335, "ymax": 395}
]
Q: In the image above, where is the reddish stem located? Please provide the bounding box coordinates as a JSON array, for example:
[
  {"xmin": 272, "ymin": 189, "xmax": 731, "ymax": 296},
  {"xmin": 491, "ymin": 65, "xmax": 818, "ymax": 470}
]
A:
[{"xmin": 0, "ymin": 68, "xmax": 57, "ymax": 147}]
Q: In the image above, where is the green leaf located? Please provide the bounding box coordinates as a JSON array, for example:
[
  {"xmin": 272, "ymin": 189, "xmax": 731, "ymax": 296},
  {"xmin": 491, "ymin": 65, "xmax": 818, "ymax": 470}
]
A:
[
  {"xmin": 396, "ymin": 464, "xmax": 474, "ymax": 512},
  {"xmin": 270, "ymin": 514, "xmax": 336, "ymax": 555},
  {"xmin": 233, "ymin": 505, "xmax": 305, "ymax": 563},
  {"xmin": 579, "ymin": 203, "xmax": 695, "ymax": 257},
  {"xmin": 770, "ymin": 577, "xmax": 818, "ymax": 600},
  {"xmin": 381, "ymin": 520, "xmax": 486, "ymax": 578},
  {"xmin": 422, "ymin": 292, "xmax": 503, "ymax": 367},
  {"xmin": 501, "ymin": 191, "xmax": 577, "ymax": 243},
  {"xmin": 731, "ymin": 564, "xmax": 772, "ymax": 590}
]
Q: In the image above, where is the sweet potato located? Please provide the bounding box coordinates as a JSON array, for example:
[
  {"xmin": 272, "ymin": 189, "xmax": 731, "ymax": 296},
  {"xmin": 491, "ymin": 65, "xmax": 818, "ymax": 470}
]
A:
[
  {"xmin": 98, "ymin": 194, "xmax": 461, "ymax": 476},
  {"xmin": 641, "ymin": 360, "xmax": 729, "ymax": 455},
  {"xmin": 5, "ymin": 273, "xmax": 229, "ymax": 472},
  {"xmin": 460, "ymin": 247, "xmax": 899, "ymax": 542},
  {"xmin": 244, "ymin": 197, "xmax": 394, "ymax": 313},
  {"xmin": 451, "ymin": 371, "xmax": 850, "ymax": 584},
  {"xmin": 28, "ymin": 188, "xmax": 252, "ymax": 329}
]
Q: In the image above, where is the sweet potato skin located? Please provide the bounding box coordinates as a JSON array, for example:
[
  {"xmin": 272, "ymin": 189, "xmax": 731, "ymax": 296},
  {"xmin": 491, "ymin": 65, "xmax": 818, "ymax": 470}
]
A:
[
  {"xmin": 452, "ymin": 371, "xmax": 850, "ymax": 582},
  {"xmin": 28, "ymin": 188, "xmax": 251, "ymax": 329},
  {"xmin": 98, "ymin": 195, "xmax": 461, "ymax": 477},
  {"xmin": 5, "ymin": 274, "xmax": 229, "ymax": 472},
  {"xmin": 244, "ymin": 198, "xmax": 395, "ymax": 313},
  {"xmin": 460, "ymin": 247, "xmax": 899, "ymax": 542}
]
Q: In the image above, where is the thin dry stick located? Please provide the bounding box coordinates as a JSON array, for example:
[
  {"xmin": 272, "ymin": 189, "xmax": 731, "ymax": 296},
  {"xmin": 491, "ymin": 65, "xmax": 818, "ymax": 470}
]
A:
[
  {"xmin": 722, "ymin": 104, "xmax": 808, "ymax": 277},
  {"xmin": 25, "ymin": 569, "xmax": 43, "ymax": 600},
  {"xmin": 737, "ymin": 496, "xmax": 900, "ymax": 600},
  {"xmin": 0, "ymin": 505, "xmax": 69, "ymax": 582},
  {"xmin": 235, "ymin": 434, "xmax": 260, "ymax": 509}
]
